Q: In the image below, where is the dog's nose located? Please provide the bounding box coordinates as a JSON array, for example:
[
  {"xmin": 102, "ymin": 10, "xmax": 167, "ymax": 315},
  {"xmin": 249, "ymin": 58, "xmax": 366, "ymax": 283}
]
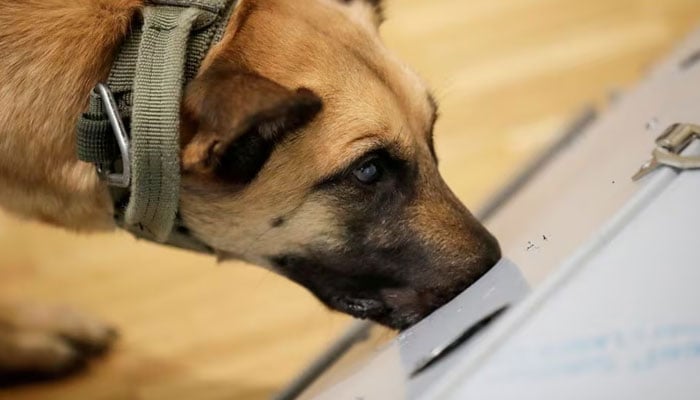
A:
[{"xmin": 378, "ymin": 239, "xmax": 501, "ymax": 330}]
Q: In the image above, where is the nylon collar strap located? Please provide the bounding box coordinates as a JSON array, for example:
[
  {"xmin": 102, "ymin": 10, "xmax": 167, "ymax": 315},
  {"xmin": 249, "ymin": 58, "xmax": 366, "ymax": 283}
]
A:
[{"xmin": 76, "ymin": 0, "xmax": 238, "ymax": 254}]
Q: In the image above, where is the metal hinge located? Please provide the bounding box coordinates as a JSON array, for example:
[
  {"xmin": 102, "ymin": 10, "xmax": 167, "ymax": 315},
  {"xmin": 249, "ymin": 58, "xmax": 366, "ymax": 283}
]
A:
[{"xmin": 633, "ymin": 123, "xmax": 700, "ymax": 180}]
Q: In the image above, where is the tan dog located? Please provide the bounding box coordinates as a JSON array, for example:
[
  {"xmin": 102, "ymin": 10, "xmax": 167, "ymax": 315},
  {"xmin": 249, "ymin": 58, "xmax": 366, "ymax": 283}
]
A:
[{"xmin": 0, "ymin": 0, "xmax": 500, "ymax": 378}]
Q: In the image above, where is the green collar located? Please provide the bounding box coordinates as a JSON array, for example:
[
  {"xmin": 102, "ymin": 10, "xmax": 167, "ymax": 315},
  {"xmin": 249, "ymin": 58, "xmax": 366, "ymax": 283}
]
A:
[{"xmin": 76, "ymin": 0, "xmax": 238, "ymax": 254}]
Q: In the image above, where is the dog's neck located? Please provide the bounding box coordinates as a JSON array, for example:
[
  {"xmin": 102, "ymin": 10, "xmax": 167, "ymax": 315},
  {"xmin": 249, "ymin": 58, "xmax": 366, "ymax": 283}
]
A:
[{"xmin": 77, "ymin": 0, "xmax": 237, "ymax": 252}]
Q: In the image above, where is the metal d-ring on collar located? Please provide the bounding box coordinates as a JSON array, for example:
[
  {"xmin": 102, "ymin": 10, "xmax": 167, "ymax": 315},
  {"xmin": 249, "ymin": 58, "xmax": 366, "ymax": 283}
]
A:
[
  {"xmin": 76, "ymin": 0, "xmax": 236, "ymax": 254},
  {"xmin": 94, "ymin": 83, "xmax": 131, "ymax": 188},
  {"xmin": 89, "ymin": 82, "xmax": 215, "ymax": 255}
]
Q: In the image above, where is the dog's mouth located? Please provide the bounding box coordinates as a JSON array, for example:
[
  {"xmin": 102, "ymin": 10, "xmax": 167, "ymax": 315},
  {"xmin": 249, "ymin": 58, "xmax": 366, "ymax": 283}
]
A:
[
  {"xmin": 328, "ymin": 296, "xmax": 385, "ymax": 319},
  {"xmin": 326, "ymin": 295, "xmax": 418, "ymax": 330},
  {"xmin": 270, "ymin": 254, "xmax": 465, "ymax": 330},
  {"xmin": 319, "ymin": 286, "xmax": 449, "ymax": 330}
]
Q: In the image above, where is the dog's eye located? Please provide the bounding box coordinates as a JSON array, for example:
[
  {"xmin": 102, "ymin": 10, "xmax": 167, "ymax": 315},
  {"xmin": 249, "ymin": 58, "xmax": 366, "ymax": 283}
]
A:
[{"xmin": 353, "ymin": 160, "xmax": 382, "ymax": 184}]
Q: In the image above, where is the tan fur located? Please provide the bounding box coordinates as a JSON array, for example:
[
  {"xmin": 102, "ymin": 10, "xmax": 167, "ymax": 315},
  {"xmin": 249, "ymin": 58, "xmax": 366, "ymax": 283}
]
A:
[
  {"xmin": 0, "ymin": 0, "xmax": 499, "ymax": 374},
  {"xmin": 0, "ymin": 0, "xmax": 142, "ymax": 231},
  {"xmin": 0, "ymin": 0, "xmax": 431, "ymax": 235},
  {"xmin": 180, "ymin": 0, "xmax": 437, "ymax": 266}
]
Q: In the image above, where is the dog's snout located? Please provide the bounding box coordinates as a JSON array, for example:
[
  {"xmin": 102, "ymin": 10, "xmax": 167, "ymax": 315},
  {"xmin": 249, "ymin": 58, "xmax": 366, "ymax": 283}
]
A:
[
  {"xmin": 377, "ymin": 249, "xmax": 500, "ymax": 329},
  {"xmin": 376, "ymin": 211, "xmax": 500, "ymax": 329}
]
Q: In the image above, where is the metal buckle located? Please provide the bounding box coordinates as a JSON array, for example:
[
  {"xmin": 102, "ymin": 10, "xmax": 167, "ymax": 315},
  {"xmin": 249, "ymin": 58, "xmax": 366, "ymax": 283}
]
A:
[
  {"xmin": 632, "ymin": 123, "xmax": 700, "ymax": 180},
  {"xmin": 94, "ymin": 83, "xmax": 131, "ymax": 188}
]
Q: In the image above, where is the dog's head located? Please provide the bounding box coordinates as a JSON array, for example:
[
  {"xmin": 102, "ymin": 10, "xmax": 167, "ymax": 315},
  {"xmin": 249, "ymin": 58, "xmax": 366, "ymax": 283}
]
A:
[{"xmin": 179, "ymin": 0, "xmax": 500, "ymax": 329}]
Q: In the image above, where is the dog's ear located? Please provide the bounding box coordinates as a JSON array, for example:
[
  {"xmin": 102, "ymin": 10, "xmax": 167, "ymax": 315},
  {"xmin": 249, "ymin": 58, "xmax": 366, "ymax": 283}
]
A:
[{"xmin": 181, "ymin": 63, "xmax": 322, "ymax": 184}]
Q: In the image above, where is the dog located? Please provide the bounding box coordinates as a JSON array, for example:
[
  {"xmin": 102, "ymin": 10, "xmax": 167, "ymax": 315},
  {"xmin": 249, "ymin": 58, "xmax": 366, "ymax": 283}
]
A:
[{"xmin": 0, "ymin": 0, "xmax": 501, "ymax": 378}]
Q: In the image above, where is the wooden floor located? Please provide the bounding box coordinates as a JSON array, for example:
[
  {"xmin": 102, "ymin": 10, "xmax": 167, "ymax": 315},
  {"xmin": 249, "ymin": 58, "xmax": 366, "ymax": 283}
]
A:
[{"xmin": 3, "ymin": 1, "xmax": 700, "ymax": 399}]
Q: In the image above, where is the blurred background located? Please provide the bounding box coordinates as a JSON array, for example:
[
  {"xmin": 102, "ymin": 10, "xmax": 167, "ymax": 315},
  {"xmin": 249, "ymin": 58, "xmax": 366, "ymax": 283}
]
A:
[{"xmin": 2, "ymin": 0, "xmax": 700, "ymax": 399}]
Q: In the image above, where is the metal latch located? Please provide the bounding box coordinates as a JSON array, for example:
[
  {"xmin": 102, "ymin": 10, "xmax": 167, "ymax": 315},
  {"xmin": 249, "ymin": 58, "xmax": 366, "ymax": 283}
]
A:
[
  {"xmin": 94, "ymin": 83, "xmax": 131, "ymax": 188},
  {"xmin": 633, "ymin": 123, "xmax": 700, "ymax": 180}
]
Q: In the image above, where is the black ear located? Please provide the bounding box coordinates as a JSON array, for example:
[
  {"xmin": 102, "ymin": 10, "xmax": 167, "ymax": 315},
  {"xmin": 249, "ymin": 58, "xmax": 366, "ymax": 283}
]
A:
[{"xmin": 181, "ymin": 62, "xmax": 322, "ymax": 184}]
